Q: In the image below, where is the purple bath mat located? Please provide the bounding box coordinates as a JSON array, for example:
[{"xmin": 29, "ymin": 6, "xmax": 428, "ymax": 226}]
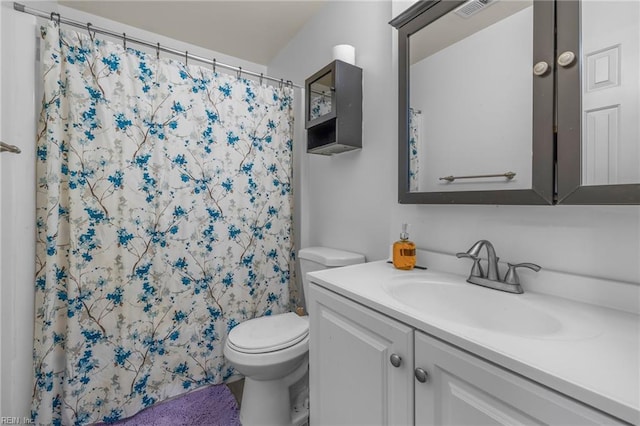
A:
[{"xmin": 99, "ymin": 384, "xmax": 241, "ymax": 426}]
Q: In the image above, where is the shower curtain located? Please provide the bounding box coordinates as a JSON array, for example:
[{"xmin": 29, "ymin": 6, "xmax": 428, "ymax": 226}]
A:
[
  {"xmin": 409, "ymin": 108, "xmax": 421, "ymax": 192},
  {"xmin": 33, "ymin": 22, "xmax": 294, "ymax": 425}
]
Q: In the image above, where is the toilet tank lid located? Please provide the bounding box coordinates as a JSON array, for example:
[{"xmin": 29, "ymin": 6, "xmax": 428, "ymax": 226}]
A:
[{"xmin": 298, "ymin": 247, "xmax": 365, "ymax": 267}]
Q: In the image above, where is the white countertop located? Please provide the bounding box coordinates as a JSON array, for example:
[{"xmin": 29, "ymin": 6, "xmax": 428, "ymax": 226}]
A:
[{"xmin": 307, "ymin": 260, "xmax": 640, "ymax": 425}]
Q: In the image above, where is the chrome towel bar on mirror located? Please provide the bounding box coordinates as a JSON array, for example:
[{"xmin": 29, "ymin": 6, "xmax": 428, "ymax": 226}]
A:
[
  {"xmin": 439, "ymin": 171, "xmax": 516, "ymax": 182},
  {"xmin": 0, "ymin": 141, "xmax": 21, "ymax": 154}
]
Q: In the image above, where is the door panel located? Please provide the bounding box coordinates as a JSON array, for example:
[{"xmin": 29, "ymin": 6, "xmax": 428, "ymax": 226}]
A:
[
  {"xmin": 415, "ymin": 331, "xmax": 623, "ymax": 425},
  {"xmin": 309, "ymin": 284, "xmax": 413, "ymax": 425}
]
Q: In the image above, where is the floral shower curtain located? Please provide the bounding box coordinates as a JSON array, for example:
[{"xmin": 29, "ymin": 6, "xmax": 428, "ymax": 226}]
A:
[
  {"xmin": 409, "ymin": 108, "xmax": 421, "ymax": 192},
  {"xmin": 33, "ymin": 22, "xmax": 294, "ymax": 425}
]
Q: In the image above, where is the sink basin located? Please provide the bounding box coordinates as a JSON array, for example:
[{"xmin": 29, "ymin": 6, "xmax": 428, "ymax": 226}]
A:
[{"xmin": 383, "ymin": 276, "xmax": 564, "ymax": 337}]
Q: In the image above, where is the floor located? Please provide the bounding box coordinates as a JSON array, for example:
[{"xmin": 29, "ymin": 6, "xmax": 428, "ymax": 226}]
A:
[{"xmin": 227, "ymin": 379, "xmax": 244, "ymax": 407}]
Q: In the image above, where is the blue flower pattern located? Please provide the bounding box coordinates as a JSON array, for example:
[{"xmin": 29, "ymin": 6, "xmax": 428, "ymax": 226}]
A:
[
  {"xmin": 33, "ymin": 23, "xmax": 295, "ymax": 425},
  {"xmin": 409, "ymin": 108, "xmax": 421, "ymax": 191},
  {"xmin": 310, "ymin": 94, "xmax": 331, "ymax": 120}
]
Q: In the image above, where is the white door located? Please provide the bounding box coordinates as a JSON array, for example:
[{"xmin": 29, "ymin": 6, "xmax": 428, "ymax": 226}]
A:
[
  {"xmin": 308, "ymin": 284, "xmax": 414, "ymax": 426},
  {"xmin": 581, "ymin": 1, "xmax": 640, "ymax": 185},
  {"xmin": 414, "ymin": 331, "xmax": 623, "ymax": 425}
]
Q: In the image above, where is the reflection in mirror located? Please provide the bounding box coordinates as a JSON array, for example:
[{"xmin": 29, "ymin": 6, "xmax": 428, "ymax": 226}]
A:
[
  {"xmin": 309, "ymin": 72, "xmax": 333, "ymax": 121},
  {"xmin": 409, "ymin": 107, "xmax": 422, "ymax": 192},
  {"xmin": 408, "ymin": 0, "xmax": 534, "ymax": 193},
  {"xmin": 580, "ymin": 1, "xmax": 640, "ymax": 186}
]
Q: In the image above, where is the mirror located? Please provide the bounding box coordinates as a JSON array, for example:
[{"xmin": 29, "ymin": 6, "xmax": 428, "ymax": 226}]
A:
[
  {"xmin": 409, "ymin": 1, "xmax": 533, "ymax": 193},
  {"xmin": 308, "ymin": 71, "xmax": 334, "ymax": 122},
  {"xmin": 555, "ymin": 0, "xmax": 640, "ymax": 204},
  {"xmin": 392, "ymin": 0, "xmax": 554, "ymax": 204},
  {"xmin": 393, "ymin": 0, "xmax": 639, "ymax": 205}
]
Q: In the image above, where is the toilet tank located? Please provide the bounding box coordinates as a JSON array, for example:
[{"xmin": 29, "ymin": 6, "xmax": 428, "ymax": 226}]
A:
[{"xmin": 298, "ymin": 247, "xmax": 365, "ymax": 309}]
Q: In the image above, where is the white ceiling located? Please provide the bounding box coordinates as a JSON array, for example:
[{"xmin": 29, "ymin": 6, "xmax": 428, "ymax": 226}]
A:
[{"xmin": 59, "ymin": 1, "xmax": 326, "ymax": 65}]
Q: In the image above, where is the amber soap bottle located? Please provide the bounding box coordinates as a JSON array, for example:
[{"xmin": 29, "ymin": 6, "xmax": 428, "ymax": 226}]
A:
[{"xmin": 393, "ymin": 223, "xmax": 416, "ymax": 270}]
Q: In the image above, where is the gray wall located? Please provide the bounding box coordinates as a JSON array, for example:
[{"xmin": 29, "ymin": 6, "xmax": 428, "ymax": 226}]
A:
[{"xmin": 269, "ymin": 0, "xmax": 640, "ymax": 285}]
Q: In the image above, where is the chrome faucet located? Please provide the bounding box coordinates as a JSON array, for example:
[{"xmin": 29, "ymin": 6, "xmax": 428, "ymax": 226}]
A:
[{"xmin": 456, "ymin": 240, "xmax": 540, "ymax": 294}]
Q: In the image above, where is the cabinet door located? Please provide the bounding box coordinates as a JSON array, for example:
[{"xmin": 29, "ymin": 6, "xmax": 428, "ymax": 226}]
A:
[
  {"xmin": 308, "ymin": 284, "xmax": 414, "ymax": 425},
  {"xmin": 414, "ymin": 331, "xmax": 623, "ymax": 425}
]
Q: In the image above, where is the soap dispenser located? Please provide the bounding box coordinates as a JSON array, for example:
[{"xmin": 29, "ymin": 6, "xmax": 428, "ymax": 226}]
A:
[{"xmin": 393, "ymin": 223, "xmax": 416, "ymax": 270}]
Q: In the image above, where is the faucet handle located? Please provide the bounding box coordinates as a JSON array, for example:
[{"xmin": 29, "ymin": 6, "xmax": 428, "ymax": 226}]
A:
[
  {"xmin": 504, "ymin": 262, "xmax": 541, "ymax": 285},
  {"xmin": 456, "ymin": 252, "xmax": 484, "ymax": 278}
]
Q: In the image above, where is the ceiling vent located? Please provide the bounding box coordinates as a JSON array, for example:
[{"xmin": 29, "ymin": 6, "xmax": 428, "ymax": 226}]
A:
[{"xmin": 455, "ymin": 0, "xmax": 497, "ymax": 18}]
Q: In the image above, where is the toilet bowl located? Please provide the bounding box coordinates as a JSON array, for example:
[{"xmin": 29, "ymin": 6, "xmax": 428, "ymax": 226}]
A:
[
  {"xmin": 223, "ymin": 247, "xmax": 365, "ymax": 426},
  {"xmin": 224, "ymin": 313, "xmax": 310, "ymax": 426}
]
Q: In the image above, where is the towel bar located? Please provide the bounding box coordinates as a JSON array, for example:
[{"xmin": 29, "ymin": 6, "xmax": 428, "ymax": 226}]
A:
[{"xmin": 0, "ymin": 141, "xmax": 21, "ymax": 154}]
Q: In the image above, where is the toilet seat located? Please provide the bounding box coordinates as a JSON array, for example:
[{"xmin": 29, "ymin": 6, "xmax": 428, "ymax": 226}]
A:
[{"xmin": 227, "ymin": 313, "xmax": 309, "ymax": 354}]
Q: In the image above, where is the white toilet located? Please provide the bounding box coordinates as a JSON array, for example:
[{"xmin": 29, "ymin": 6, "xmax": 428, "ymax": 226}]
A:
[{"xmin": 223, "ymin": 247, "xmax": 365, "ymax": 426}]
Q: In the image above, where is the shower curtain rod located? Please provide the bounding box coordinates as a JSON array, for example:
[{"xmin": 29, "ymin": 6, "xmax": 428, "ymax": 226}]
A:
[{"xmin": 13, "ymin": 2, "xmax": 302, "ymax": 89}]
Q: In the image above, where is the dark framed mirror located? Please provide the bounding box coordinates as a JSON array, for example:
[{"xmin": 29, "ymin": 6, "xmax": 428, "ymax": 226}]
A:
[
  {"xmin": 391, "ymin": 0, "xmax": 639, "ymax": 205},
  {"xmin": 391, "ymin": 0, "xmax": 555, "ymax": 205}
]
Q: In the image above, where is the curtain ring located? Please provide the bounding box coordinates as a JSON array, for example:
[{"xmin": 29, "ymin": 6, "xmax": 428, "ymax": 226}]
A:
[
  {"xmin": 86, "ymin": 22, "xmax": 94, "ymax": 41},
  {"xmin": 156, "ymin": 42, "xmax": 160, "ymax": 60},
  {"xmin": 122, "ymin": 32, "xmax": 126, "ymax": 50},
  {"xmin": 213, "ymin": 58, "xmax": 216, "ymax": 73},
  {"xmin": 286, "ymin": 80, "xmax": 293, "ymax": 88},
  {"xmin": 50, "ymin": 12, "xmax": 61, "ymax": 37},
  {"xmin": 185, "ymin": 51, "xmax": 188, "ymax": 66},
  {"xmin": 259, "ymin": 73, "xmax": 264, "ymax": 85},
  {"xmin": 237, "ymin": 67, "xmax": 242, "ymax": 79},
  {"xmin": 279, "ymin": 79, "xmax": 284, "ymax": 89},
  {"xmin": 50, "ymin": 12, "xmax": 60, "ymax": 25}
]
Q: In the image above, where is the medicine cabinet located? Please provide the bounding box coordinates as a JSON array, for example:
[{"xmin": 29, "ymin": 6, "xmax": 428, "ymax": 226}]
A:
[
  {"xmin": 391, "ymin": 0, "xmax": 640, "ymax": 205},
  {"xmin": 305, "ymin": 60, "xmax": 362, "ymax": 155}
]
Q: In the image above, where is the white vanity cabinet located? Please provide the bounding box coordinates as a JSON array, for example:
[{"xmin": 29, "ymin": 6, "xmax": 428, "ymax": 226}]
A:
[
  {"xmin": 309, "ymin": 282, "xmax": 627, "ymax": 425},
  {"xmin": 308, "ymin": 284, "xmax": 414, "ymax": 425},
  {"xmin": 414, "ymin": 331, "xmax": 623, "ymax": 425}
]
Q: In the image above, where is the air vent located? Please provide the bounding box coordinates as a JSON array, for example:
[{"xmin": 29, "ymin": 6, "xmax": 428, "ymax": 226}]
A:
[{"xmin": 455, "ymin": 0, "xmax": 497, "ymax": 18}]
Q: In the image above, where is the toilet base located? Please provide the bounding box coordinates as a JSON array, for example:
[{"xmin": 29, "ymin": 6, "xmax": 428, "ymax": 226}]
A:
[
  {"xmin": 239, "ymin": 356, "xmax": 309, "ymax": 426},
  {"xmin": 290, "ymin": 380, "xmax": 310, "ymax": 426}
]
